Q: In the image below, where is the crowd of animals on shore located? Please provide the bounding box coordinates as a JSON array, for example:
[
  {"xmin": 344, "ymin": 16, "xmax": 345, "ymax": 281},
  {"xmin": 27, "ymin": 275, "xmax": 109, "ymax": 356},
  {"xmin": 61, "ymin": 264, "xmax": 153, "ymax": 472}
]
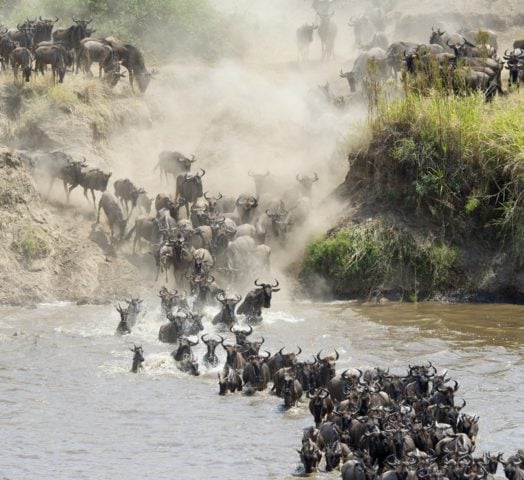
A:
[
  {"xmin": 0, "ymin": 16, "xmax": 153, "ymax": 89},
  {"xmin": 297, "ymin": 0, "xmax": 524, "ymax": 103}
]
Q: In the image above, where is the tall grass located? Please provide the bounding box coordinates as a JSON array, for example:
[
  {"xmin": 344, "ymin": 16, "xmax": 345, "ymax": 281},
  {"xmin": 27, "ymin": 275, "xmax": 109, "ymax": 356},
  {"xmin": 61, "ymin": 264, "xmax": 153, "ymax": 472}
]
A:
[{"xmin": 371, "ymin": 90, "xmax": 524, "ymax": 263}]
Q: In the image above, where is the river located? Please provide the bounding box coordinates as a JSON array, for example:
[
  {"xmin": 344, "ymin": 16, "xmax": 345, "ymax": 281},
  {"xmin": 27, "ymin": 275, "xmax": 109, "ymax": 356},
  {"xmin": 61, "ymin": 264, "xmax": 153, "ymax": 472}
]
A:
[{"xmin": 1, "ymin": 300, "xmax": 523, "ymax": 479}]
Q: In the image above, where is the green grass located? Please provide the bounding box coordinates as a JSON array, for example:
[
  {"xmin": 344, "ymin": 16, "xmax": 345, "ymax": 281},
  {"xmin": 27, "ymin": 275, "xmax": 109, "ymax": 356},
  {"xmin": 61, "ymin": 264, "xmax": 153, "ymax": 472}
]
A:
[
  {"xmin": 371, "ymin": 90, "xmax": 524, "ymax": 264},
  {"xmin": 301, "ymin": 223, "xmax": 459, "ymax": 298},
  {"xmin": 11, "ymin": 226, "xmax": 50, "ymax": 264}
]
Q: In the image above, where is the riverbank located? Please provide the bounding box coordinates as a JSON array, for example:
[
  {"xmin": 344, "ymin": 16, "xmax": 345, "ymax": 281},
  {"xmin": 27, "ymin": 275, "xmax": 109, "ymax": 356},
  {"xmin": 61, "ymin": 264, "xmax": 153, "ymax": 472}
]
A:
[{"xmin": 300, "ymin": 91, "xmax": 524, "ymax": 302}]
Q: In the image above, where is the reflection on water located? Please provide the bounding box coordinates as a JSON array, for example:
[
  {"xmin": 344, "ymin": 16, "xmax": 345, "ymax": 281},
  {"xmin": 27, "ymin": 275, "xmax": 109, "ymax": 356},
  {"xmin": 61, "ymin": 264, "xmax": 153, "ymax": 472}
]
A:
[{"xmin": 0, "ymin": 301, "xmax": 523, "ymax": 479}]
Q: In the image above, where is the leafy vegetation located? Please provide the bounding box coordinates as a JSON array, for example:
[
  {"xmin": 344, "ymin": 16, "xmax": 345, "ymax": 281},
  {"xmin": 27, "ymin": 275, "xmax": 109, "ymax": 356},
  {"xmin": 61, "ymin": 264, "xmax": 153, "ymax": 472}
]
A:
[
  {"xmin": 7, "ymin": 0, "xmax": 242, "ymax": 60},
  {"xmin": 11, "ymin": 225, "xmax": 50, "ymax": 264},
  {"xmin": 301, "ymin": 224, "xmax": 459, "ymax": 298}
]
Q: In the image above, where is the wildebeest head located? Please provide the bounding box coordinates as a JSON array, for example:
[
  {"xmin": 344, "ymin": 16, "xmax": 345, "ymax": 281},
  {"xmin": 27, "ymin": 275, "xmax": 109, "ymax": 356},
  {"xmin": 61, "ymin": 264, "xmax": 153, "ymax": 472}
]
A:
[
  {"xmin": 297, "ymin": 438, "xmax": 322, "ymax": 474},
  {"xmin": 307, "ymin": 387, "xmax": 330, "ymax": 426},
  {"xmin": 230, "ymin": 324, "xmax": 253, "ymax": 346},
  {"xmin": 116, "ymin": 303, "xmax": 130, "ymax": 334},
  {"xmin": 130, "ymin": 344, "xmax": 144, "ymax": 373},
  {"xmin": 235, "ymin": 193, "xmax": 258, "ymax": 220},
  {"xmin": 266, "ymin": 209, "xmax": 293, "ymax": 241},
  {"xmin": 124, "ymin": 297, "xmax": 143, "ymax": 317},
  {"xmin": 296, "ymin": 172, "xmax": 319, "ymax": 195},
  {"xmin": 179, "ymin": 154, "xmax": 197, "ymax": 171},
  {"xmin": 217, "ymin": 292, "xmax": 242, "ymax": 317},
  {"xmin": 325, "ymin": 441, "xmax": 345, "ymax": 471},
  {"xmin": 254, "ymin": 278, "xmax": 280, "ymax": 308},
  {"xmin": 183, "ymin": 169, "xmax": 205, "ymax": 200},
  {"xmin": 339, "ymin": 69, "xmax": 357, "ymax": 92},
  {"xmin": 201, "ymin": 334, "xmax": 223, "ymax": 364},
  {"xmin": 316, "ymin": 349, "xmax": 339, "ymax": 383},
  {"xmin": 429, "ymin": 27, "xmax": 446, "ymax": 46},
  {"xmin": 172, "ymin": 336, "xmax": 199, "ymax": 361},
  {"xmin": 203, "ymin": 192, "xmax": 222, "ymax": 213},
  {"xmin": 302, "ymin": 23, "xmax": 318, "ymax": 43}
]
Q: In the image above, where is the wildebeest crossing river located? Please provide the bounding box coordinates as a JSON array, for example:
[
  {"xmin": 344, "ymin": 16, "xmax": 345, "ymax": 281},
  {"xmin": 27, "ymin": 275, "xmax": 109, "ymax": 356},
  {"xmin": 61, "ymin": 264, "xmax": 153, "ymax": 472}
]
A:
[{"xmin": 1, "ymin": 301, "xmax": 522, "ymax": 479}]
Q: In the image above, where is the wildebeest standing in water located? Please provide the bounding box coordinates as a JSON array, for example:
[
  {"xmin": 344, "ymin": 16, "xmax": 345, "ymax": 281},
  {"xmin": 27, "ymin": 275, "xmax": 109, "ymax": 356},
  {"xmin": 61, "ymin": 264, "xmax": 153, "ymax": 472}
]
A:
[
  {"xmin": 130, "ymin": 344, "xmax": 144, "ymax": 373},
  {"xmin": 97, "ymin": 192, "xmax": 127, "ymax": 246},
  {"xmin": 237, "ymin": 279, "xmax": 280, "ymax": 323},
  {"xmin": 296, "ymin": 23, "xmax": 318, "ymax": 62}
]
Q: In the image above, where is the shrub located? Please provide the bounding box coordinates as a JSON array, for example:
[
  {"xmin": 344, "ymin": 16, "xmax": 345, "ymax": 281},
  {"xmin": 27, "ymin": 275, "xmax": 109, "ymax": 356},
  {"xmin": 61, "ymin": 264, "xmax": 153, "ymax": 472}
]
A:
[{"xmin": 11, "ymin": 226, "xmax": 50, "ymax": 264}]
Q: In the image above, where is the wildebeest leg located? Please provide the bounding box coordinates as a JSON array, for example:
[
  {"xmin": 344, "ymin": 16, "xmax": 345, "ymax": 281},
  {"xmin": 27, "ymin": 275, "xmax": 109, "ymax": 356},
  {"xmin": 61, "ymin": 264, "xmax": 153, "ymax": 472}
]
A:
[
  {"xmin": 47, "ymin": 177, "xmax": 56, "ymax": 196},
  {"xmin": 129, "ymin": 71, "xmax": 135, "ymax": 92},
  {"xmin": 68, "ymin": 183, "xmax": 78, "ymax": 202},
  {"xmin": 90, "ymin": 189, "xmax": 97, "ymax": 208},
  {"xmin": 96, "ymin": 197, "xmax": 102, "ymax": 223}
]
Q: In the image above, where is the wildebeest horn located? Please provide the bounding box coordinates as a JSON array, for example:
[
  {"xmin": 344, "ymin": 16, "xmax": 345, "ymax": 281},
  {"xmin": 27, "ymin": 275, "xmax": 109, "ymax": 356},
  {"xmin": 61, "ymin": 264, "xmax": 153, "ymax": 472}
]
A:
[
  {"xmin": 307, "ymin": 388, "xmax": 316, "ymax": 399},
  {"xmin": 452, "ymin": 379, "xmax": 459, "ymax": 391},
  {"xmin": 188, "ymin": 337, "xmax": 199, "ymax": 347},
  {"xmin": 254, "ymin": 278, "xmax": 263, "ymax": 287},
  {"xmin": 316, "ymin": 349, "xmax": 323, "ymax": 361},
  {"xmin": 201, "ymin": 334, "xmax": 209, "ymax": 344},
  {"xmin": 234, "ymin": 294, "xmax": 242, "ymax": 302},
  {"xmin": 312, "ymin": 172, "xmax": 319, "ymax": 181},
  {"xmin": 204, "ymin": 192, "xmax": 210, "ymax": 200},
  {"xmin": 206, "ymin": 274, "xmax": 215, "ymax": 283},
  {"xmin": 216, "ymin": 292, "xmax": 225, "ymax": 303},
  {"xmin": 198, "ymin": 168, "xmax": 206, "ymax": 177},
  {"xmin": 258, "ymin": 336, "xmax": 265, "ymax": 345},
  {"xmin": 334, "ymin": 349, "xmax": 339, "ymax": 361},
  {"xmin": 296, "ymin": 346, "xmax": 302, "ymax": 356},
  {"xmin": 272, "ymin": 279, "xmax": 279, "ymax": 288},
  {"xmin": 457, "ymin": 398, "xmax": 466, "ymax": 409},
  {"xmin": 190, "ymin": 154, "xmax": 196, "ymax": 162},
  {"xmin": 230, "ymin": 324, "xmax": 238, "ymax": 333}
]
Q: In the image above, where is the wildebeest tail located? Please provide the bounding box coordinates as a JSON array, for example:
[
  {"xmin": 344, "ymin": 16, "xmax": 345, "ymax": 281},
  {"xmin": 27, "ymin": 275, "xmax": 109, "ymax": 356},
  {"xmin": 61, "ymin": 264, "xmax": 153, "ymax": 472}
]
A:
[{"xmin": 124, "ymin": 224, "xmax": 136, "ymax": 241}]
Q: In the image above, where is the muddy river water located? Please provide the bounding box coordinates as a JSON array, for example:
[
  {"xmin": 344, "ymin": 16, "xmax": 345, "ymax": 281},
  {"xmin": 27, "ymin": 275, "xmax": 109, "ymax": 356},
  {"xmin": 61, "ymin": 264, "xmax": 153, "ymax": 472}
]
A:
[{"xmin": 1, "ymin": 301, "xmax": 523, "ymax": 479}]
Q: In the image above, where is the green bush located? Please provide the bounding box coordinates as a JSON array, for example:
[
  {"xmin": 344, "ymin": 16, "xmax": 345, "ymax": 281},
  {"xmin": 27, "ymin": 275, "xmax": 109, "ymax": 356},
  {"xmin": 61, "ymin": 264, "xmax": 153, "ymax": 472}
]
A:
[
  {"xmin": 301, "ymin": 224, "xmax": 459, "ymax": 297},
  {"xmin": 9, "ymin": 0, "xmax": 241, "ymax": 60},
  {"xmin": 11, "ymin": 226, "xmax": 50, "ymax": 264}
]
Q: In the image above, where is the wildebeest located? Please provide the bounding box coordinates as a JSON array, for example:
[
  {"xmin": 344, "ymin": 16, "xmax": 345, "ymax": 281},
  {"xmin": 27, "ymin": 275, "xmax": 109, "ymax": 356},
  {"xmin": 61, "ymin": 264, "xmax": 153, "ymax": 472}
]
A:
[
  {"xmin": 103, "ymin": 37, "xmax": 153, "ymax": 93},
  {"xmin": 325, "ymin": 441, "xmax": 352, "ymax": 472},
  {"xmin": 234, "ymin": 193, "xmax": 258, "ymax": 225},
  {"xmin": 296, "ymin": 23, "xmax": 318, "ymax": 62},
  {"xmin": 32, "ymin": 16, "xmax": 59, "ymax": 45},
  {"xmin": 348, "ymin": 15, "xmax": 374, "ymax": 46},
  {"xmin": 96, "ymin": 192, "xmax": 127, "ymax": 245},
  {"xmin": 297, "ymin": 438, "xmax": 322, "ymax": 474},
  {"xmin": 317, "ymin": 12, "xmax": 337, "ymax": 61},
  {"xmin": 212, "ymin": 292, "xmax": 242, "ymax": 328},
  {"xmin": 201, "ymin": 334, "xmax": 224, "ymax": 367},
  {"xmin": 175, "ymin": 169, "xmax": 206, "ymax": 218},
  {"xmin": 154, "ymin": 151, "xmax": 196, "ymax": 183},
  {"xmin": 46, "ymin": 154, "xmax": 87, "ymax": 199},
  {"xmin": 171, "ymin": 336, "xmax": 199, "ymax": 376},
  {"xmin": 296, "ymin": 172, "xmax": 319, "ymax": 197},
  {"xmin": 71, "ymin": 168, "xmax": 112, "ymax": 206},
  {"xmin": 308, "ymin": 387, "xmax": 334, "ymax": 427},
  {"xmin": 8, "ymin": 25, "xmax": 35, "ymax": 50},
  {"xmin": 237, "ymin": 279, "xmax": 280, "ymax": 323},
  {"xmin": 34, "ymin": 45, "xmax": 69, "ymax": 84},
  {"xmin": 114, "ymin": 178, "xmax": 143, "ymax": 215},
  {"xmin": 340, "ymin": 47, "xmax": 389, "ymax": 93},
  {"xmin": 242, "ymin": 353, "xmax": 271, "ymax": 391},
  {"xmin": 129, "ymin": 216, "xmax": 154, "ymax": 254},
  {"xmin": 158, "ymin": 310, "xmax": 185, "ymax": 343},
  {"xmin": 218, "ymin": 365, "xmax": 243, "ymax": 395},
  {"xmin": 115, "ymin": 303, "xmax": 131, "ymax": 335},
  {"xmin": 221, "ymin": 341, "xmax": 246, "ymax": 371},
  {"xmin": 123, "ymin": 298, "xmax": 144, "ymax": 328},
  {"xmin": 282, "ymin": 375, "xmax": 303, "ymax": 408},
  {"xmin": 130, "ymin": 344, "xmax": 144, "ymax": 373},
  {"xmin": 10, "ymin": 47, "xmax": 32, "ymax": 83},
  {"xmin": 52, "ymin": 17, "xmax": 92, "ymax": 70},
  {"xmin": 79, "ymin": 39, "xmax": 119, "ymax": 78}
]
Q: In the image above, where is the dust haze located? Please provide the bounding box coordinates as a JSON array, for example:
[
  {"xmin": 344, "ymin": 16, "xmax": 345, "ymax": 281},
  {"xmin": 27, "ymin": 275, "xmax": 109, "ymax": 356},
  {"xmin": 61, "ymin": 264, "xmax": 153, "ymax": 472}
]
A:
[{"xmin": 7, "ymin": 0, "xmax": 522, "ymax": 297}]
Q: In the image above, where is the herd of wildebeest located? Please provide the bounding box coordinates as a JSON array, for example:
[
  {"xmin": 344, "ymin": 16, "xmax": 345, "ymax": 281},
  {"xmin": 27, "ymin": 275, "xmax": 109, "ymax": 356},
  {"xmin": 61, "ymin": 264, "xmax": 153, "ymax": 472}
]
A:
[
  {"xmin": 297, "ymin": 0, "xmax": 524, "ymax": 102},
  {"xmin": 0, "ymin": 16, "xmax": 152, "ymax": 89},
  {"xmin": 8, "ymin": 2, "xmax": 523, "ymax": 476}
]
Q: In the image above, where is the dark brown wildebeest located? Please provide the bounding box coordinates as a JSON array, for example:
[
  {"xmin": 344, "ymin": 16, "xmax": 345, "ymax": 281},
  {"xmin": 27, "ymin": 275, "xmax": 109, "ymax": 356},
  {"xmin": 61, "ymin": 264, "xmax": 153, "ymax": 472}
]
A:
[
  {"xmin": 130, "ymin": 344, "xmax": 144, "ymax": 373},
  {"xmin": 34, "ymin": 16, "xmax": 59, "ymax": 45},
  {"xmin": 175, "ymin": 169, "xmax": 206, "ymax": 218},
  {"xmin": 212, "ymin": 292, "xmax": 242, "ymax": 328},
  {"xmin": 103, "ymin": 37, "xmax": 153, "ymax": 92},
  {"xmin": 201, "ymin": 334, "xmax": 224, "ymax": 367},
  {"xmin": 52, "ymin": 17, "xmax": 92, "ymax": 71},
  {"xmin": 308, "ymin": 387, "xmax": 334, "ymax": 427},
  {"xmin": 154, "ymin": 151, "xmax": 196, "ymax": 183},
  {"xmin": 10, "ymin": 47, "xmax": 33, "ymax": 83},
  {"xmin": 70, "ymin": 168, "xmax": 112, "ymax": 207},
  {"xmin": 0, "ymin": 29, "xmax": 14, "ymax": 69},
  {"xmin": 237, "ymin": 279, "xmax": 280, "ymax": 323},
  {"xmin": 8, "ymin": 24, "xmax": 35, "ymax": 50},
  {"xmin": 96, "ymin": 192, "xmax": 127, "ymax": 245},
  {"xmin": 34, "ymin": 45, "xmax": 69, "ymax": 84},
  {"xmin": 242, "ymin": 353, "xmax": 271, "ymax": 391},
  {"xmin": 47, "ymin": 155, "xmax": 87, "ymax": 200},
  {"xmin": 171, "ymin": 336, "xmax": 199, "ymax": 376},
  {"xmin": 282, "ymin": 375, "xmax": 303, "ymax": 408},
  {"xmin": 115, "ymin": 303, "xmax": 131, "ymax": 335},
  {"xmin": 114, "ymin": 178, "xmax": 143, "ymax": 215},
  {"xmin": 129, "ymin": 216, "xmax": 154, "ymax": 254}
]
